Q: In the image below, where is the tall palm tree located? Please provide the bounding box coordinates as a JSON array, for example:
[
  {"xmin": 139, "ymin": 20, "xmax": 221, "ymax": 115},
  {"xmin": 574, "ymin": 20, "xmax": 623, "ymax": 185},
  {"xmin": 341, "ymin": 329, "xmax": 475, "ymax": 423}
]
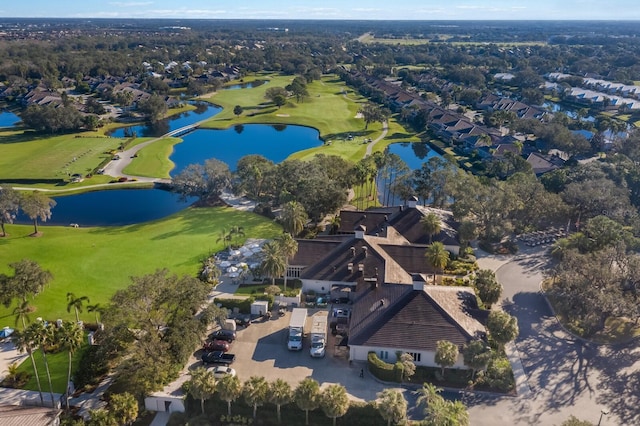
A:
[
  {"xmin": 66, "ymin": 292, "xmax": 90, "ymax": 322},
  {"xmin": 87, "ymin": 303, "xmax": 104, "ymax": 325},
  {"xmin": 56, "ymin": 320, "xmax": 84, "ymax": 411},
  {"xmin": 269, "ymin": 379, "xmax": 293, "ymax": 424},
  {"xmin": 320, "ymin": 384, "xmax": 350, "ymax": 426},
  {"xmin": 277, "ymin": 233, "xmax": 298, "ymax": 291},
  {"xmin": 420, "ymin": 213, "xmax": 442, "ymax": 244},
  {"xmin": 294, "ymin": 378, "xmax": 320, "ymax": 426},
  {"xmin": 243, "ymin": 376, "xmax": 269, "ymax": 420},
  {"xmin": 260, "ymin": 241, "xmax": 286, "ymax": 286},
  {"xmin": 13, "ymin": 300, "xmax": 35, "ymax": 330},
  {"xmin": 216, "ymin": 227, "xmax": 232, "ymax": 249},
  {"xmin": 425, "ymin": 242, "xmax": 450, "ymax": 285},
  {"xmin": 31, "ymin": 321, "xmax": 56, "ymax": 407},
  {"xmin": 12, "ymin": 328, "xmax": 44, "ymax": 406},
  {"xmin": 280, "ymin": 201, "xmax": 308, "ymax": 236},
  {"xmin": 217, "ymin": 374, "xmax": 242, "ymax": 416},
  {"xmin": 376, "ymin": 389, "xmax": 407, "ymax": 426},
  {"xmin": 229, "ymin": 225, "xmax": 245, "ymax": 247},
  {"xmin": 188, "ymin": 367, "xmax": 217, "ymax": 415}
]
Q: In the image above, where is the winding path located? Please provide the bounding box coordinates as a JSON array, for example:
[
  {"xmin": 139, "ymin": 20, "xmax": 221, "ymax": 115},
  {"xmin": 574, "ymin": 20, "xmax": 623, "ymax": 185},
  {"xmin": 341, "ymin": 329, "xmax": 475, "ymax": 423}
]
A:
[{"xmin": 364, "ymin": 120, "xmax": 388, "ymax": 157}]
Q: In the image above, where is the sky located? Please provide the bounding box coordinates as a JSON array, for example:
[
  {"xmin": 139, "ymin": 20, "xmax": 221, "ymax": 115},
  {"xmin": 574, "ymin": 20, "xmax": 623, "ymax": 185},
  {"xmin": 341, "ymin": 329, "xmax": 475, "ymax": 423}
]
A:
[{"xmin": 1, "ymin": 0, "xmax": 639, "ymax": 21}]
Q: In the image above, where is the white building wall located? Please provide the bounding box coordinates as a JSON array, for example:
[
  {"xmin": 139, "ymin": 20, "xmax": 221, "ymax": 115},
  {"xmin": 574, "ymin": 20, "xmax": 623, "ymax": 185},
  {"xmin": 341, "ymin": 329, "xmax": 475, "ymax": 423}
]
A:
[
  {"xmin": 144, "ymin": 396, "xmax": 186, "ymax": 413},
  {"xmin": 350, "ymin": 345, "xmax": 468, "ymax": 369},
  {"xmin": 301, "ymin": 279, "xmax": 352, "ymax": 294}
]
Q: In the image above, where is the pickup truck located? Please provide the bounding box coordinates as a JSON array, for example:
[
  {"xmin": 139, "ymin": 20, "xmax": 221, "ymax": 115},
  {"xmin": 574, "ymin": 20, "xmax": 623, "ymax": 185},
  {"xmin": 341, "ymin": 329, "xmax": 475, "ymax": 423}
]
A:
[{"xmin": 201, "ymin": 351, "xmax": 235, "ymax": 365}]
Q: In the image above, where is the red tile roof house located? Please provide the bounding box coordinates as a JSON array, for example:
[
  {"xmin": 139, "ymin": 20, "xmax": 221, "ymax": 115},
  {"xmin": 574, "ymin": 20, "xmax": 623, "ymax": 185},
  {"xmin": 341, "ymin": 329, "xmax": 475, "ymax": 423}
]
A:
[{"xmin": 288, "ymin": 199, "xmax": 488, "ymax": 368}]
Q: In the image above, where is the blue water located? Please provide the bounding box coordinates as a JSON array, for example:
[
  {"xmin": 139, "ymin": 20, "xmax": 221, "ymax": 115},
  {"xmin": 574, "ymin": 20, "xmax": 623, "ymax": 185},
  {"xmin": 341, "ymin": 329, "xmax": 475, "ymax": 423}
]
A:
[
  {"xmin": 107, "ymin": 102, "xmax": 221, "ymax": 138},
  {"xmin": 224, "ymin": 80, "xmax": 268, "ymax": 90},
  {"xmin": 386, "ymin": 142, "xmax": 443, "ymax": 170},
  {"xmin": 0, "ymin": 110, "xmax": 20, "ymax": 127},
  {"xmin": 171, "ymin": 124, "xmax": 321, "ymax": 173},
  {"xmin": 16, "ymin": 189, "xmax": 195, "ymax": 227}
]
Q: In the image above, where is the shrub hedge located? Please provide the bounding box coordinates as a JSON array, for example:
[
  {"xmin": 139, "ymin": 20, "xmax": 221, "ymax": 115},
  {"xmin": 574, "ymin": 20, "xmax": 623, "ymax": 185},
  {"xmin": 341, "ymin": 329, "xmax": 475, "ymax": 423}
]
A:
[{"xmin": 367, "ymin": 351, "xmax": 400, "ymax": 382}]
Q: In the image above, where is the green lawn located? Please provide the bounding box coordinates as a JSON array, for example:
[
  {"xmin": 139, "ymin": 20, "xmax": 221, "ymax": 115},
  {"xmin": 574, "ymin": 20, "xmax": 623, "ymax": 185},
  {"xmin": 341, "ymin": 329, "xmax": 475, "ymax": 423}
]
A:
[
  {"xmin": 15, "ymin": 340, "xmax": 89, "ymax": 394},
  {"xmin": 0, "ymin": 207, "xmax": 281, "ymax": 322},
  {"xmin": 123, "ymin": 137, "xmax": 181, "ymax": 178},
  {"xmin": 0, "ymin": 128, "xmax": 121, "ymax": 181}
]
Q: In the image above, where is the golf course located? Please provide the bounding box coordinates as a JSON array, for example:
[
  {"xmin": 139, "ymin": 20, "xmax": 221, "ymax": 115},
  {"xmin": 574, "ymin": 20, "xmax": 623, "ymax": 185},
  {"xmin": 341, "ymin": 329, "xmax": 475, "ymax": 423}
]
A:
[{"xmin": 0, "ymin": 73, "xmax": 420, "ymax": 325}]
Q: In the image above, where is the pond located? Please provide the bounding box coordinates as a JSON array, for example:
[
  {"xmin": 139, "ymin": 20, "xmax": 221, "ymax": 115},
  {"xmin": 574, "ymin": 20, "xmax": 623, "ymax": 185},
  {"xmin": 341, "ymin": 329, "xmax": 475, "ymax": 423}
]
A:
[
  {"xmin": 0, "ymin": 110, "xmax": 20, "ymax": 127},
  {"xmin": 386, "ymin": 142, "xmax": 443, "ymax": 170},
  {"xmin": 224, "ymin": 80, "xmax": 268, "ymax": 90},
  {"xmin": 107, "ymin": 102, "xmax": 222, "ymax": 138},
  {"xmin": 171, "ymin": 124, "xmax": 322, "ymax": 173},
  {"xmin": 16, "ymin": 188, "xmax": 194, "ymax": 227},
  {"xmin": 543, "ymin": 101, "xmax": 595, "ymax": 122}
]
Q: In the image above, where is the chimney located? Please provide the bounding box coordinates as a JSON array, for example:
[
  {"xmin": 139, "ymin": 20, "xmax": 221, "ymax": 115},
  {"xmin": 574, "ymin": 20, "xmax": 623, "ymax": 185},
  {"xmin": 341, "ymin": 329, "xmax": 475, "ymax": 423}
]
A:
[
  {"xmin": 407, "ymin": 195, "xmax": 419, "ymax": 208},
  {"xmin": 363, "ymin": 246, "xmax": 368, "ymax": 257},
  {"xmin": 350, "ymin": 246, "xmax": 356, "ymax": 257},
  {"xmin": 355, "ymin": 224, "xmax": 366, "ymax": 239},
  {"xmin": 358, "ymin": 263, "xmax": 364, "ymax": 272}
]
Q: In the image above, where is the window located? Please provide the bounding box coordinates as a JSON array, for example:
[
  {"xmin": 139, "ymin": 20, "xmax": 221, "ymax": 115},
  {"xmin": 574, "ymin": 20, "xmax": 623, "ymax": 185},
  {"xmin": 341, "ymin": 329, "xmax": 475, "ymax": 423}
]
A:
[
  {"xmin": 407, "ymin": 352, "xmax": 421, "ymax": 362},
  {"xmin": 379, "ymin": 350, "xmax": 388, "ymax": 360}
]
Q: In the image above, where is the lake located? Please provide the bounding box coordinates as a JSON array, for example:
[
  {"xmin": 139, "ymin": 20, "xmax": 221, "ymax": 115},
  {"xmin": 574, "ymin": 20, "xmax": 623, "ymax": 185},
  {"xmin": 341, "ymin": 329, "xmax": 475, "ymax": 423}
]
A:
[
  {"xmin": 107, "ymin": 102, "xmax": 222, "ymax": 138},
  {"xmin": 224, "ymin": 80, "xmax": 268, "ymax": 90},
  {"xmin": 386, "ymin": 142, "xmax": 443, "ymax": 170},
  {"xmin": 171, "ymin": 124, "xmax": 322, "ymax": 173},
  {"xmin": 0, "ymin": 110, "xmax": 20, "ymax": 127},
  {"xmin": 16, "ymin": 188, "xmax": 194, "ymax": 227}
]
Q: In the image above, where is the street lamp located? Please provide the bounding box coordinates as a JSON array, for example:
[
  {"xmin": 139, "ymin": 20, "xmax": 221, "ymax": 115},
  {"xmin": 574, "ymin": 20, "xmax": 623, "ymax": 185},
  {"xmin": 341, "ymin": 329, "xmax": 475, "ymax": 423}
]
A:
[{"xmin": 597, "ymin": 408, "xmax": 609, "ymax": 426}]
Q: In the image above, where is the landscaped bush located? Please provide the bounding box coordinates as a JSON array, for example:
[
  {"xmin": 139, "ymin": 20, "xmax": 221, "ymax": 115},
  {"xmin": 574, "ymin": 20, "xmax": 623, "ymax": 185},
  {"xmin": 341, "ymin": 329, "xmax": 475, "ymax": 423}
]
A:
[
  {"xmin": 479, "ymin": 356, "xmax": 515, "ymax": 392},
  {"xmin": 445, "ymin": 259, "xmax": 478, "ymax": 275},
  {"xmin": 367, "ymin": 351, "xmax": 399, "ymax": 382},
  {"xmin": 214, "ymin": 297, "xmax": 254, "ymax": 314},
  {"xmin": 441, "ymin": 277, "xmax": 471, "ymax": 287}
]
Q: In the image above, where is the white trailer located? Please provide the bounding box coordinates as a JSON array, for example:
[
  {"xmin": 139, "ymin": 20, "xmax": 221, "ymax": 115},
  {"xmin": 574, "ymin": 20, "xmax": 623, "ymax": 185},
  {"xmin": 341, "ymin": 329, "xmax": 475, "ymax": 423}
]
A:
[
  {"xmin": 287, "ymin": 308, "xmax": 308, "ymax": 351},
  {"xmin": 309, "ymin": 314, "xmax": 328, "ymax": 358}
]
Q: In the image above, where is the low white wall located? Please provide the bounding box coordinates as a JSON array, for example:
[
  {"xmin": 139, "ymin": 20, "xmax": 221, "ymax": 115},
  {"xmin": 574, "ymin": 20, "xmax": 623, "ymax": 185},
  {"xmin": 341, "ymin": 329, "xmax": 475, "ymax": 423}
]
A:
[
  {"xmin": 144, "ymin": 396, "xmax": 185, "ymax": 413},
  {"xmin": 350, "ymin": 345, "xmax": 467, "ymax": 369},
  {"xmin": 274, "ymin": 293, "xmax": 301, "ymax": 306},
  {"xmin": 302, "ymin": 279, "xmax": 352, "ymax": 294}
]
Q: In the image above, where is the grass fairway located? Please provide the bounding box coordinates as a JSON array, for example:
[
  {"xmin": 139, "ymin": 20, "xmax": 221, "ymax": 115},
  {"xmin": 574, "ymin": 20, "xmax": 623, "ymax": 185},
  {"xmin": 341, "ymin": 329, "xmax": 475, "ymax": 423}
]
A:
[
  {"xmin": 200, "ymin": 74, "xmax": 368, "ymax": 139},
  {"xmin": 15, "ymin": 340, "xmax": 89, "ymax": 394},
  {"xmin": 0, "ymin": 128, "xmax": 121, "ymax": 182},
  {"xmin": 123, "ymin": 137, "xmax": 181, "ymax": 178},
  {"xmin": 0, "ymin": 207, "xmax": 281, "ymax": 322}
]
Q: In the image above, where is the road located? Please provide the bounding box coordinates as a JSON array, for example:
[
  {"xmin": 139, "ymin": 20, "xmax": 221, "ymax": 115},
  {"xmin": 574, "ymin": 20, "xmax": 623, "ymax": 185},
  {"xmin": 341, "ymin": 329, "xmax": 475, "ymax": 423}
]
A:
[
  {"xmin": 467, "ymin": 247, "xmax": 640, "ymax": 426},
  {"xmin": 364, "ymin": 120, "xmax": 388, "ymax": 157}
]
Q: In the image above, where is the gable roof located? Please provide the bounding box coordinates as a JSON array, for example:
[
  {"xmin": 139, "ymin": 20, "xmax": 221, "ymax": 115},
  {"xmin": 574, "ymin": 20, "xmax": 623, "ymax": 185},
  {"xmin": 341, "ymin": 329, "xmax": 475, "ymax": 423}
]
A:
[
  {"xmin": 0, "ymin": 406, "xmax": 59, "ymax": 426},
  {"xmin": 349, "ymin": 284, "xmax": 486, "ymax": 351}
]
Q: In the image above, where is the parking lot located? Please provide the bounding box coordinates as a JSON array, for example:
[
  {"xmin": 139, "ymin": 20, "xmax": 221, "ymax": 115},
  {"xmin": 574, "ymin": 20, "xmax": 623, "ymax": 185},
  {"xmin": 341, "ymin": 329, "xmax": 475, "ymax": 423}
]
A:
[{"xmin": 198, "ymin": 308, "xmax": 387, "ymax": 402}]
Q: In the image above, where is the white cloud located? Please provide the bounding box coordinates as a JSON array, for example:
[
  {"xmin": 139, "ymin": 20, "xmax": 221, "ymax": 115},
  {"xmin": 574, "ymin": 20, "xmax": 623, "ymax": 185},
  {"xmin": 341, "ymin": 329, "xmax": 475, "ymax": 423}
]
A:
[{"xmin": 109, "ymin": 1, "xmax": 154, "ymax": 7}]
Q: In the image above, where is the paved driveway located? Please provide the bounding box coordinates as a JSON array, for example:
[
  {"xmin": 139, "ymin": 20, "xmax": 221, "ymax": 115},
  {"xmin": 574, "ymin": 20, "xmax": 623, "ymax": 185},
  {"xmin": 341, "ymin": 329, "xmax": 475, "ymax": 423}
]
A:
[
  {"xmin": 467, "ymin": 248, "xmax": 640, "ymax": 426},
  {"xmin": 0, "ymin": 340, "xmax": 27, "ymax": 382}
]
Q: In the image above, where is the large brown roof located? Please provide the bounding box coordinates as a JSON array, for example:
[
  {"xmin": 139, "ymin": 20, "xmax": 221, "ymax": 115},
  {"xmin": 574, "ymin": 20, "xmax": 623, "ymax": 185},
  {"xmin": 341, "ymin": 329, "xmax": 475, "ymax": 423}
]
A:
[
  {"xmin": 0, "ymin": 406, "xmax": 58, "ymax": 426},
  {"xmin": 349, "ymin": 284, "xmax": 486, "ymax": 352}
]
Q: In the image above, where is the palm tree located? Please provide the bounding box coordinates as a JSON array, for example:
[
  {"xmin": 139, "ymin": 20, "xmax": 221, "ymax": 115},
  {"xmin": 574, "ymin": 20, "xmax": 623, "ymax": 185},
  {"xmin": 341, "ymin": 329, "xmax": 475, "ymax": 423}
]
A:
[
  {"xmin": 260, "ymin": 241, "xmax": 286, "ymax": 286},
  {"xmin": 13, "ymin": 300, "xmax": 35, "ymax": 330},
  {"xmin": 87, "ymin": 303, "xmax": 104, "ymax": 325},
  {"xmin": 328, "ymin": 215, "xmax": 341, "ymax": 235},
  {"xmin": 425, "ymin": 242, "xmax": 450, "ymax": 285},
  {"xmin": 31, "ymin": 321, "xmax": 56, "ymax": 407},
  {"xmin": 56, "ymin": 320, "xmax": 84, "ymax": 411},
  {"xmin": 66, "ymin": 292, "xmax": 90, "ymax": 322},
  {"xmin": 320, "ymin": 384, "xmax": 349, "ymax": 426},
  {"xmin": 230, "ymin": 225, "xmax": 245, "ymax": 247},
  {"xmin": 269, "ymin": 379, "xmax": 293, "ymax": 424},
  {"xmin": 243, "ymin": 376, "xmax": 269, "ymax": 420},
  {"xmin": 280, "ymin": 201, "xmax": 308, "ymax": 236},
  {"xmin": 420, "ymin": 213, "xmax": 442, "ymax": 244},
  {"xmin": 376, "ymin": 389, "xmax": 407, "ymax": 426},
  {"xmin": 12, "ymin": 328, "xmax": 44, "ymax": 406},
  {"xmin": 217, "ymin": 374, "xmax": 242, "ymax": 416},
  {"xmin": 217, "ymin": 227, "xmax": 233, "ymax": 249},
  {"xmin": 188, "ymin": 367, "xmax": 217, "ymax": 414},
  {"xmin": 294, "ymin": 378, "xmax": 320, "ymax": 426},
  {"xmin": 415, "ymin": 382, "xmax": 441, "ymax": 416},
  {"xmin": 277, "ymin": 233, "xmax": 298, "ymax": 291},
  {"xmin": 435, "ymin": 340, "xmax": 459, "ymax": 378}
]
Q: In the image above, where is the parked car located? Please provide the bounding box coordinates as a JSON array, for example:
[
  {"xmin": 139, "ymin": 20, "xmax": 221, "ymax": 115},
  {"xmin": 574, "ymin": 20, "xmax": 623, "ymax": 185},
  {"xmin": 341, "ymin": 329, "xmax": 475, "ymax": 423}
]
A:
[
  {"xmin": 332, "ymin": 308, "xmax": 351, "ymax": 319},
  {"xmin": 203, "ymin": 339, "xmax": 230, "ymax": 352},
  {"xmin": 210, "ymin": 329, "xmax": 236, "ymax": 342},
  {"xmin": 234, "ymin": 317, "xmax": 251, "ymax": 328},
  {"xmin": 331, "ymin": 297, "xmax": 351, "ymax": 305},
  {"xmin": 201, "ymin": 351, "xmax": 235, "ymax": 365},
  {"xmin": 212, "ymin": 366, "xmax": 236, "ymax": 379}
]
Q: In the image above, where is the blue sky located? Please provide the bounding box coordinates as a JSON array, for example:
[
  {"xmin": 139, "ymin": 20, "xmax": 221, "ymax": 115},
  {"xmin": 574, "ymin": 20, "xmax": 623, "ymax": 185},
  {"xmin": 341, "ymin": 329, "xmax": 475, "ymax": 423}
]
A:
[{"xmin": 2, "ymin": 1, "xmax": 639, "ymax": 20}]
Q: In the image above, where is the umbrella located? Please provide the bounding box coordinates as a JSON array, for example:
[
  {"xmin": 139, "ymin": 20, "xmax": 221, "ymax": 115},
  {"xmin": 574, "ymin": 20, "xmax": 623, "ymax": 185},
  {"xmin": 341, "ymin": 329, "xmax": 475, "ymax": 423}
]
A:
[
  {"xmin": 236, "ymin": 262, "xmax": 248, "ymax": 268},
  {"xmin": 0, "ymin": 327, "xmax": 14, "ymax": 338},
  {"xmin": 219, "ymin": 260, "xmax": 231, "ymax": 268},
  {"xmin": 228, "ymin": 272, "xmax": 239, "ymax": 278},
  {"xmin": 227, "ymin": 266, "xmax": 239, "ymax": 273},
  {"xmin": 230, "ymin": 249, "xmax": 241, "ymax": 256}
]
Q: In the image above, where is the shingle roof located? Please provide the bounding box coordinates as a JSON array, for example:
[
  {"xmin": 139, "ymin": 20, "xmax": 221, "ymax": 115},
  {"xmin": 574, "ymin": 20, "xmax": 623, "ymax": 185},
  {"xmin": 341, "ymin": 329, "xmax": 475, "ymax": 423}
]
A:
[
  {"xmin": 349, "ymin": 284, "xmax": 486, "ymax": 352},
  {"xmin": 0, "ymin": 406, "xmax": 59, "ymax": 426}
]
